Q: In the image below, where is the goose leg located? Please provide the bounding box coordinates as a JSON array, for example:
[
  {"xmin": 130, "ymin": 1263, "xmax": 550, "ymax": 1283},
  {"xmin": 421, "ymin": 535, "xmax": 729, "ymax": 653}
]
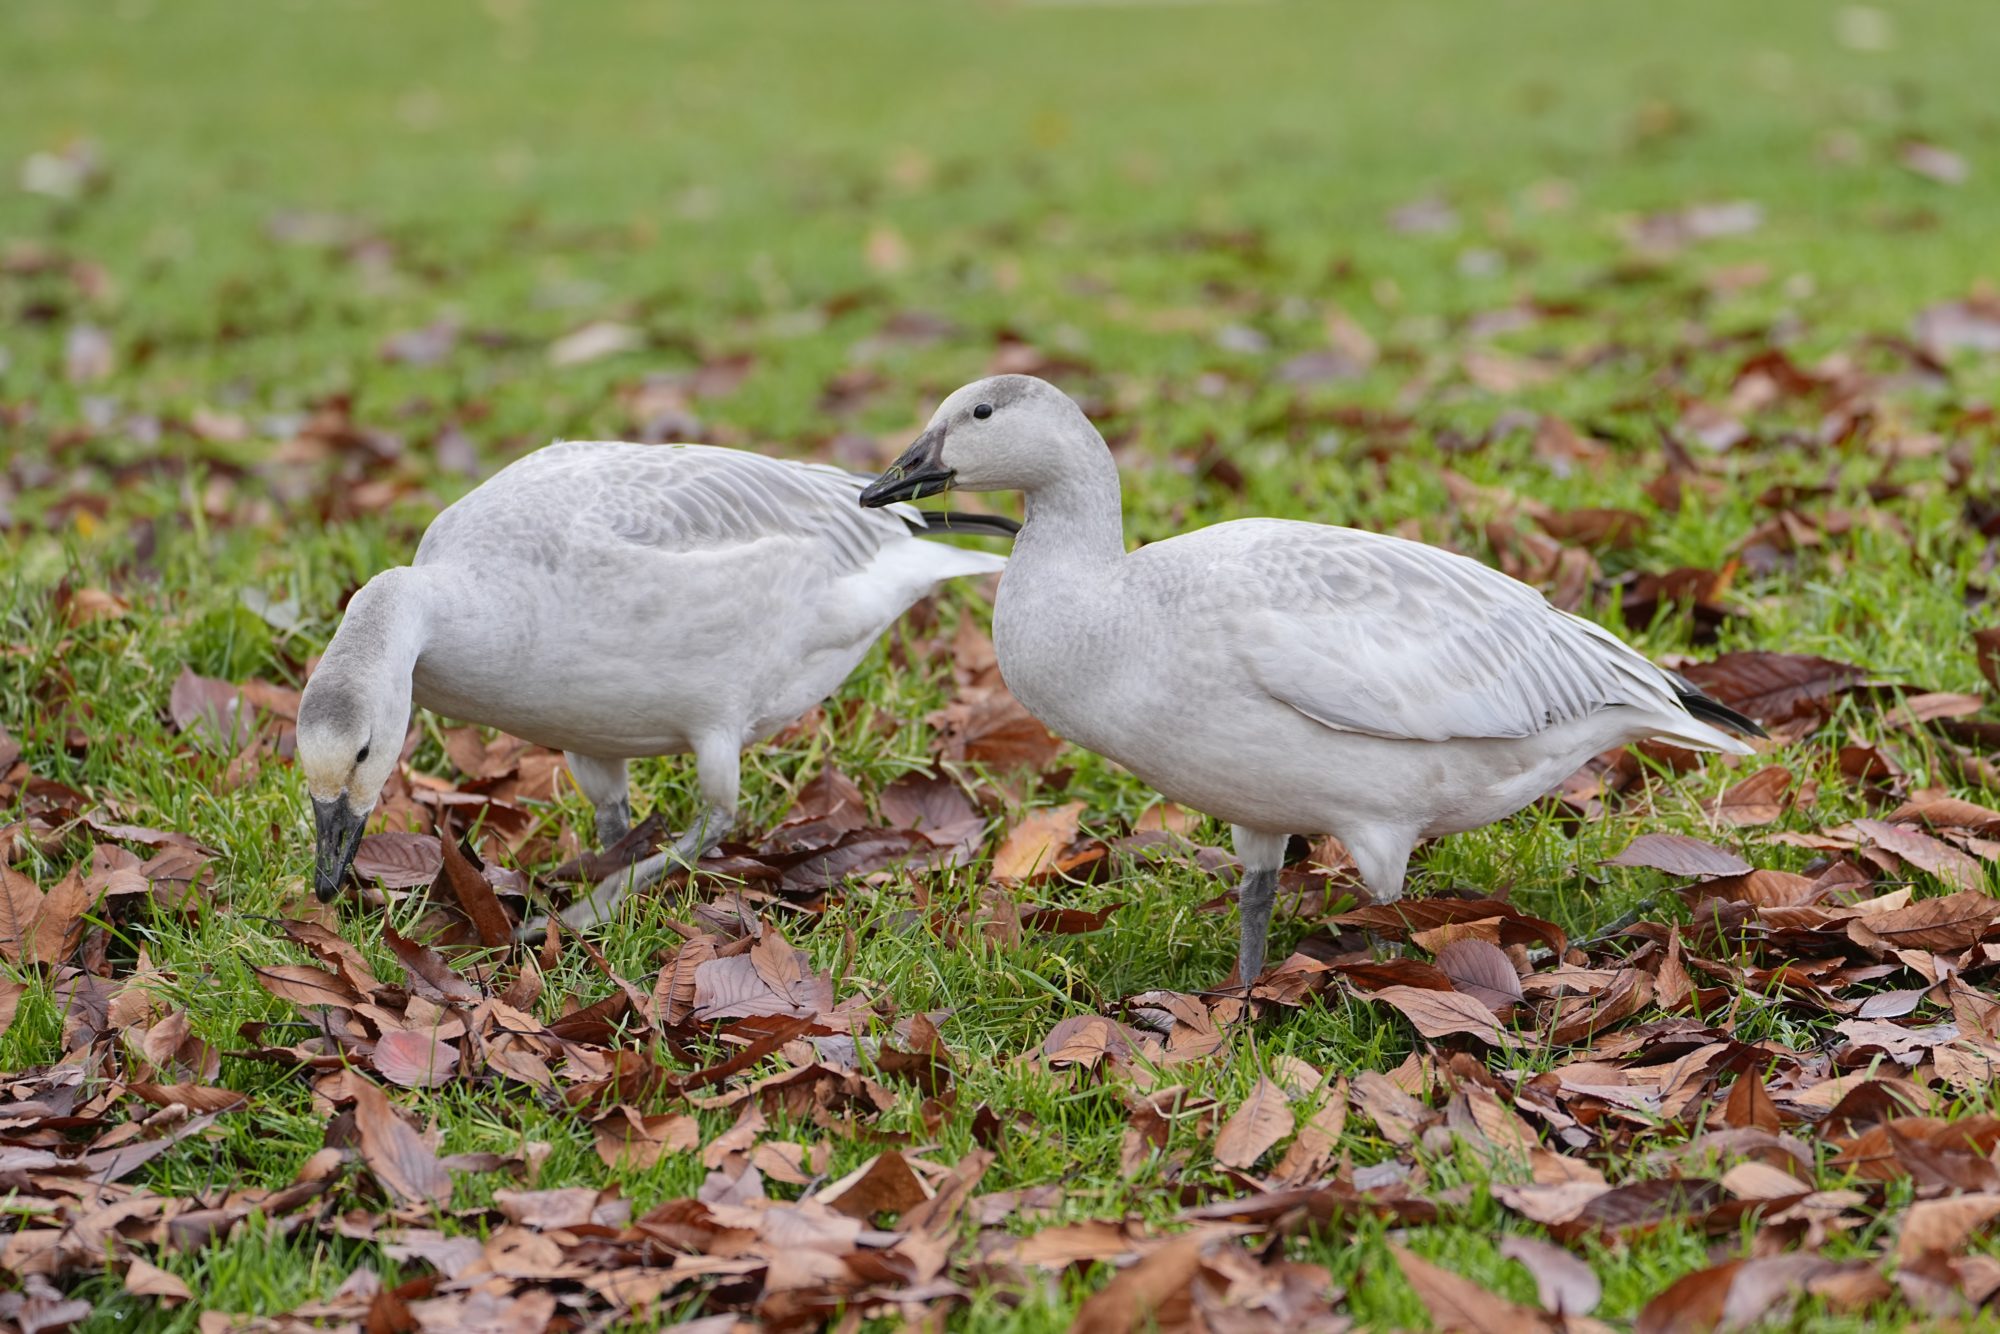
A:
[
  {"xmin": 564, "ymin": 752, "xmax": 632, "ymax": 848},
  {"xmin": 552, "ymin": 733, "xmax": 741, "ymax": 935},
  {"xmin": 682, "ymin": 730, "xmax": 740, "ymax": 864},
  {"xmin": 1230, "ymin": 826, "xmax": 1290, "ymax": 987},
  {"xmin": 596, "ymin": 803, "xmax": 631, "ymax": 849}
]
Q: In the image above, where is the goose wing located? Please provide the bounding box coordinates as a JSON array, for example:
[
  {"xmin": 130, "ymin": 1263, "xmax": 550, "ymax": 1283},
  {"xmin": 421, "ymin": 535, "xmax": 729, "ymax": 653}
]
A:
[
  {"xmin": 564, "ymin": 446, "xmax": 922, "ymax": 572},
  {"xmin": 417, "ymin": 442, "xmax": 930, "ymax": 573},
  {"xmin": 1217, "ymin": 521, "xmax": 1687, "ymax": 742}
]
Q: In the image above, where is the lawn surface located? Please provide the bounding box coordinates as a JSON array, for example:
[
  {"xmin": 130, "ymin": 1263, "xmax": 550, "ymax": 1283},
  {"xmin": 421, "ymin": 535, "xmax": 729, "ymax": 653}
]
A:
[{"xmin": 5, "ymin": 1, "xmax": 2000, "ymax": 1330}]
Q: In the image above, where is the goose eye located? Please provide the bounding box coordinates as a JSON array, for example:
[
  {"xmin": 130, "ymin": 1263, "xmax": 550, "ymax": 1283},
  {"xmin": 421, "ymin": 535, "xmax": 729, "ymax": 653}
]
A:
[{"xmin": 972, "ymin": 403, "xmax": 994, "ymax": 420}]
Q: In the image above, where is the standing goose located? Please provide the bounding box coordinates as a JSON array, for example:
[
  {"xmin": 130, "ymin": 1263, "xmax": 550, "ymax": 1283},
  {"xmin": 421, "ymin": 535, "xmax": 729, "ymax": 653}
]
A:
[
  {"xmin": 297, "ymin": 440, "xmax": 1013, "ymax": 934},
  {"xmin": 859, "ymin": 376, "xmax": 1762, "ymax": 986}
]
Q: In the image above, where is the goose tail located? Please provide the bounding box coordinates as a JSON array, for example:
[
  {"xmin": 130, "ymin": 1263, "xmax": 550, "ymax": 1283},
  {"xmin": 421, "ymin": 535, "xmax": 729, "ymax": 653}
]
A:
[{"xmin": 1656, "ymin": 670, "xmax": 1766, "ymax": 754}]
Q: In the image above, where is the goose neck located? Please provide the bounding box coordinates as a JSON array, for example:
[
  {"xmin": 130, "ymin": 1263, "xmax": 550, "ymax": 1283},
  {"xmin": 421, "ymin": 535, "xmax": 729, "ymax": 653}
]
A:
[
  {"xmin": 316, "ymin": 565, "xmax": 432, "ymax": 695},
  {"xmin": 1017, "ymin": 467, "xmax": 1127, "ymax": 569}
]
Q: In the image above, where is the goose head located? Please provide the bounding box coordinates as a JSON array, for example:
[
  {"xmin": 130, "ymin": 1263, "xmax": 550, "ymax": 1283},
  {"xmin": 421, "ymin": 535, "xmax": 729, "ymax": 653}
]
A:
[
  {"xmin": 296, "ymin": 677, "xmax": 408, "ymax": 901},
  {"xmin": 860, "ymin": 374, "xmax": 1098, "ymax": 504}
]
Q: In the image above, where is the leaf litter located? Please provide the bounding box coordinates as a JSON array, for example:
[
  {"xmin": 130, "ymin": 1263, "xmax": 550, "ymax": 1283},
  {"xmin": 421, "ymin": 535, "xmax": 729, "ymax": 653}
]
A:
[{"xmin": 14, "ymin": 693, "xmax": 2000, "ymax": 1323}]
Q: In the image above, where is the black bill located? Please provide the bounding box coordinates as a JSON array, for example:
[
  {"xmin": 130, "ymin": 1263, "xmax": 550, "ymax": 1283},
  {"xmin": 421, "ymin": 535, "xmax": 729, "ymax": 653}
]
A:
[
  {"xmin": 312, "ymin": 795, "xmax": 367, "ymax": 902},
  {"xmin": 859, "ymin": 425, "xmax": 954, "ymax": 507}
]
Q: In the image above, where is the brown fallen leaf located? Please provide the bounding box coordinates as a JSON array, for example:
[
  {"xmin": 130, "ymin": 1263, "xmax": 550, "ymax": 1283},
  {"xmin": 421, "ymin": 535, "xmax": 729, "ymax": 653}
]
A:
[
  {"xmin": 0, "ymin": 869, "xmax": 35, "ymax": 960},
  {"xmin": 1436, "ymin": 938, "xmax": 1523, "ymax": 1010},
  {"xmin": 880, "ymin": 768, "xmax": 985, "ymax": 843},
  {"xmin": 253, "ymin": 962, "xmax": 361, "ymax": 1009},
  {"xmin": 1976, "ymin": 627, "xmax": 2000, "ymax": 693},
  {"xmin": 1721, "ymin": 1071, "xmax": 1780, "ymax": 1134},
  {"xmin": 1572, "ymin": 1177, "xmax": 1724, "ymax": 1240},
  {"xmin": 1636, "ymin": 1255, "xmax": 1846, "ymax": 1334},
  {"xmin": 1695, "ymin": 868, "xmax": 1820, "ymax": 907},
  {"xmin": 1887, "ymin": 794, "xmax": 2000, "ymax": 835},
  {"xmin": 1454, "ymin": 1083, "xmax": 1538, "ymax": 1160},
  {"xmin": 1070, "ymin": 1231, "xmax": 1210, "ymax": 1334},
  {"xmin": 750, "ymin": 1141, "xmax": 820, "ymax": 1186},
  {"xmin": 373, "ymin": 1029, "xmax": 461, "ymax": 1090},
  {"xmin": 1041, "ymin": 1014, "xmax": 1148, "ymax": 1070},
  {"xmin": 408, "ymin": 1288, "xmax": 557, "ymax": 1332},
  {"xmin": 351, "ymin": 832, "xmax": 443, "ymax": 889},
  {"xmin": 1674, "ymin": 652, "xmax": 1868, "ymax": 728},
  {"xmin": 1274, "ymin": 1080, "xmax": 1347, "ymax": 1183},
  {"xmin": 998, "ymin": 1219, "xmax": 1141, "ymax": 1268},
  {"xmin": 1718, "ymin": 1160, "xmax": 1810, "ymax": 1201},
  {"xmin": 930, "ymin": 687, "xmax": 1065, "ymax": 772},
  {"xmin": 992, "ymin": 801, "xmax": 1086, "ymax": 882},
  {"xmin": 435, "ymin": 828, "xmax": 512, "ymax": 947},
  {"xmin": 495, "ymin": 1186, "xmax": 629, "ymax": 1230},
  {"xmin": 167, "ymin": 666, "xmax": 254, "ymax": 749},
  {"xmin": 1922, "ymin": 298, "xmax": 2000, "ymax": 357},
  {"xmin": 1499, "ymin": 1235, "xmax": 1600, "ymax": 1316},
  {"xmin": 80, "ymin": 814, "xmax": 211, "ymax": 856},
  {"xmin": 1849, "ymin": 819, "xmax": 1985, "ymax": 893},
  {"xmin": 1352, "ymin": 1069, "xmax": 1432, "ymax": 1146},
  {"xmin": 1213, "ymin": 1076, "xmax": 1295, "ymax": 1170},
  {"xmin": 592, "ymin": 1107, "xmax": 699, "ymax": 1169},
  {"xmin": 278, "ymin": 918, "xmax": 382, "ymax": 994},
  {"xmin": 548, "ymin": 319, "xmax": 642, "ymax": 366},
  {"xmin": 1899, "ymin": 139, "xmax": 1969, "ymax": 185},
  {"xmin": 1335, "ymin": 955, "xmax": 1454, "ymax": 994},
  {"xmin": 690, "ymin": 928, "xmax": 834, "ymax": 1021},
  {"xmin": 1707, "ymin": 766, "xmax": 1791, "ymax": 827},
  {"xmin": 1604, "ymin": 833, "xmax": 1751, "ymax": 879},
  {"xmin": 122, "ymin": 1259, "xmax": 193, "ymax": 1304},
  {"xmin": 817, "ymin": 1150, "xmax": 933, "ymax": 1219},
  {"xmin": 1022, "ymin": 900, "xmax": 1124, "ymax": 935},
  {"xmin": 383, "ymin": 927, "xmax": 482, "ymax": 1005},
  {"xmin": 63, "ymin": 586, "xmax": 131, "ymax": 627},
  {"xmin": 1536, "ymin": 506, "xmax": 1647, "ymax": 549},
  {"xmin": 0, "ymin": 866, "xmax": 87, "ymax": 966},
  {"xmin": 1329, "ymin": 898, "xmax": 1566, "ymax": 957},
  {"xmin": 0, "ymin": 977, "xmax": 23, "ymax": 1039},
  {"xmin": 1393, "ymin": 1246, "xmax": 1554, "ymax": 1334},
  {"xmin": 700, "ymin": 1100, "xmax": 767, "ymax": 1169},
  {"xmin": 1897, "ymin": 1193, "xmax": 2000, "ymax": 1260},
  {"xmin": 1370, "ymin": 985, "xmax": 1513, "ymax": 1046},
  {"xmin": 348, "ymin": 1076, "xmax": 452, "ymax": 1208},
  {"xmin": 1653, "ymin": 925, "xmax": 1693, "ymax": 1011},
  {"xmin": 127, "ymin": 1081, "xmax": 249, "ymax": 1114},
  {"xmin": 1848, "ymin": 891, "xmax": 2000, "ymax": 953}
]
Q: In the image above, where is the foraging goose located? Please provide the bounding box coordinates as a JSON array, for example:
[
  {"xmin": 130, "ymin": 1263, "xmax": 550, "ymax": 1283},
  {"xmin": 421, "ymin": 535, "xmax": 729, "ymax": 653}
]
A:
[
  {"xmin": 860, "ymin": 376, "xmax": 1762, "ymax": 985},
  {"xmin": 297, "ymin": 440, "xmax": 1013, "ymax": 933}
]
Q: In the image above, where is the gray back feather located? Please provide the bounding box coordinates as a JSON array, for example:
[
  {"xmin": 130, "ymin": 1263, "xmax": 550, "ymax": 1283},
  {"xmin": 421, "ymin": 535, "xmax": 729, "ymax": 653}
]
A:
[
  {"xmin": 415, "ymin": 442, "xmax": 916, "ymax": 574},
  {"xmin": 1196, "ymin": 521, "xmax": 1684, "ymax": 742}
]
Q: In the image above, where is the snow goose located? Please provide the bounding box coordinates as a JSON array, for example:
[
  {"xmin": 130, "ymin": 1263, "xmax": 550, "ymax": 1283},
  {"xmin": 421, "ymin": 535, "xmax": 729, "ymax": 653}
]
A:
[
  {"xmin": 297, "ymin": 440, "xmax": 1013, "ymax": 934},
  {"xmin": 860, "ymin": 375, "xmax": 1762, "ymax": 985}
]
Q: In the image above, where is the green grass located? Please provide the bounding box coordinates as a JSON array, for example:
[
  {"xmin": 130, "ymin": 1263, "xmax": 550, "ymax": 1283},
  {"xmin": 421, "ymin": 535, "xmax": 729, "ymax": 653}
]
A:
[{"xmin": 5, "ymin": 1, "xmax": 2000, "ymax": 1329}]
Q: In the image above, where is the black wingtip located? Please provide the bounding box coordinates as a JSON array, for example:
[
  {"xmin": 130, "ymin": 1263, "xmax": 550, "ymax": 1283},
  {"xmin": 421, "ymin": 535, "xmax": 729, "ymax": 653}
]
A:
[
  {"xmin": 911, "ymin": 510, "xmax": 1021, "ymax": 539},
  {"xmin": 1671, "ymin": 677, "xmax": 1768, "ymax": 739}
]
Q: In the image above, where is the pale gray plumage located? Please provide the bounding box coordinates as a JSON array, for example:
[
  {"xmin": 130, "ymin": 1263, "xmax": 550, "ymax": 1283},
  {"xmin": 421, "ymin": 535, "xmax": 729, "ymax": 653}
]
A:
[
  {"xmin": 860, "ymin": 376, "xmax": 1761, "ymax": 988},
  {"xmin": 296, "ymin": 440, "xmax": 1009, "ymax": 933}
]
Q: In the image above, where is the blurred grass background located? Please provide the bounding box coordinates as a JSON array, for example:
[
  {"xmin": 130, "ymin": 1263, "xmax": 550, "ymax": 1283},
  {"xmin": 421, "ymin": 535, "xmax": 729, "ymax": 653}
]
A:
[{"xmin": 5, "ymin": 0, "xmax": 1995, "ymax": 364}]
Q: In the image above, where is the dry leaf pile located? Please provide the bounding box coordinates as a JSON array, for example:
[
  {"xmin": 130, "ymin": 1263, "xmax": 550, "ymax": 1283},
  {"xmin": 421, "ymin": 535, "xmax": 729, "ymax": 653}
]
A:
[{"xmin": 5, "ymin": 614, "xmax": 2000, "ymax": 1330}]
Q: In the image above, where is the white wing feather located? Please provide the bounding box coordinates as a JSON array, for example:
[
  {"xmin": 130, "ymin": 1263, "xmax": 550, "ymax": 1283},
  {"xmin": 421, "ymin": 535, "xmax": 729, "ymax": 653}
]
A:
[
  {"xmin": 416, "ymin": 442, "xmax": 935, "ymax": 574},
  {"xmin": 1215, "ymin": 522, "xmax": 1690, "ymax": 742}
]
